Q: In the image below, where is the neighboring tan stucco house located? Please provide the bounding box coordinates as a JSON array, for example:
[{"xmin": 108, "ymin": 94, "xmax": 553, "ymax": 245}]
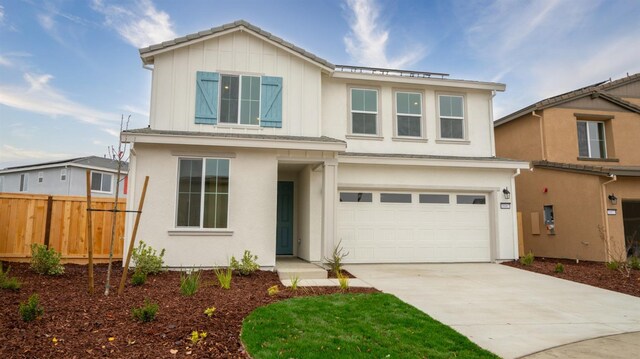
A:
[
  {"xmin": 0, "ymin": 156, "xmax": 128, "ymax": 198},
  {"xmin": 122, "ymin": 20, "xmax": 528, "ymax": 268},
  {"xmin": 495, "ymin": 73, "xmax": 640, "ymax": 262}
]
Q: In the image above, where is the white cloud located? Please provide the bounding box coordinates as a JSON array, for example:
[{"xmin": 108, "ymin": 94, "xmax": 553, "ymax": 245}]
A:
[
  {"xmin": 343, "ymin": 0, "xmax": 425, "ymax": 68},
  {"xmin": 0, "ymin": 55, "xmax": 11, "ymax": 67},
  {"xmin": 0, "ymin": 5, "xmax": 5, "ymax": 24},
  {"xmin": 0, "ymin": 144, "xmax": 73, "ymax": 162},
  {"xmin": 121, "ymin": 104, "xmax": 149, "ymax": 118},
  {"xmin": 37, "ymin": 13, "xmax": 55, "ymax": 31},
  {"xmin": 91, "ymin": 0, "xmax": 177, "ymax": 48}
]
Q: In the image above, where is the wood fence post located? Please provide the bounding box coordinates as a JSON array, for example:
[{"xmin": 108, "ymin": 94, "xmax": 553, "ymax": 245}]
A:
[
  {"xmin": 43, "ymin": 196, "xmax": 53, "ymax": 248},
  {"xmin": 118, "ymin": 176, "xmax": 149, "ymax": 296},
  {"xmin": 85, "ymin": 170, "xmax": 94, "ymax": 295}
]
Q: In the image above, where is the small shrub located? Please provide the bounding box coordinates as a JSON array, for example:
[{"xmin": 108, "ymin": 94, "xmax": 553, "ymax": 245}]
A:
[
  {"xmin": 230, "ymin": 250, "xmax": 259, "ymax": 276},
  {"xmin": 606, "ymin": 261, "xmax": 620, "ymax": 271},
  {"xmin": 0, "ymin": 263, "xmax": 21, "ymax": 291},
  {"xmin": 520, "ymin": 252, "xmax": 535, "ymax": 266},
  {"xmin": 132, "ymin": 299, "xmax": 158, "ymax": 322},
  {"xmin": 180, "ymin": 270, "xmax": 201, "ymax": 296},
  {"xmin": 289, "ymin": 275, "xmax": 300, "ymax": 291},
  {"xmin": 131, "ymin": 270, "xmax": 147, "ymax": 286},
  {"xmin": 204, "ymin": 307, "xmax": 216, "ymax": 317},
  {"xmin": 267, "ymin": 285, "xmax": 279, "ymax": 296},
  {"xmin": 30, "ymin": 244, "xmax": 64, "ymax": 275},
  {"xmin": 629, "ymin": 256, "xmax": 640, "ymax": 270},
  {"xmin": 132, "ymin": 241, "xmax": 165, "ymax": 275},
  {"xmin": 337, "ymin": 271, "xmax": 349, "ymax": 291},
  {"xmin": 19, "ymin": 294, "xmax": 44, "ymax": 322},
  {"xmin": 554, "ymin": 263, "xmax": 565, "ymax": 274},
  {"xmin": 324, "ymin": 240, "xmax": 349, "ymax": 274},
  {"xmin": 214, "ymin": 267, "xmax": 232, "ymax": 289},
  {"xmin": 190, "ymin": 330, "xmax": 207, "ymax": 345}
]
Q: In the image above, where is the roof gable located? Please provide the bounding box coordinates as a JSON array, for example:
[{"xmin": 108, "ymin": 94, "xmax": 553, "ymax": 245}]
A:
[{"xmin": 139, "ymin": 20, "xmax": 334, "ymax": 71}]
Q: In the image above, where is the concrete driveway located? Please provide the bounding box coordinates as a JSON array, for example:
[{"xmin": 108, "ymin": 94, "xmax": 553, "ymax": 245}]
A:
[{"xmin": 344, "ymin": 263, "xmax": 640, "ymax": 359}]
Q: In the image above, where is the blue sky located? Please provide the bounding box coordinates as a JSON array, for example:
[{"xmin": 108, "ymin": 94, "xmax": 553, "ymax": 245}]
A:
[{"xmin": 1, "ymin": 0, "xmax": 639, "ymax": 167}]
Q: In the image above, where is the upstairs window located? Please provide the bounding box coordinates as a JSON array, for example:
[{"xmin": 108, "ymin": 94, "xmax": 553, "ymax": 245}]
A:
[
  {"xmin": 439, "ymin": 95, "xmax": 465, "ymax": 139},
  {"xmin": 577, "ymin": 121, "xmax": 606, "ymax": 158},
  {"xmin": 350, "ymin": 88, "xmax": 378, "ymax": 135},
  {"xmin": 396, "ymin": 92, "xmax": 422, "ymax": 137},
  {"xmin": 219, "ymin": 75, "xmax": 261, "ymax": 125},
  {"xmin": 91, "ymin": 171, "xmax": 113, "ymax": 193}
]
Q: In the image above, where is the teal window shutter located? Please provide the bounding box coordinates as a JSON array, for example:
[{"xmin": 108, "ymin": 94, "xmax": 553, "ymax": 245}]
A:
[
  {"xmin": 260, "ymin": 76, "xmax": 283, "ymax": 128},
  {"xmin": 195, "ymin": 71, "xmax": 219, "ymax": 124}
]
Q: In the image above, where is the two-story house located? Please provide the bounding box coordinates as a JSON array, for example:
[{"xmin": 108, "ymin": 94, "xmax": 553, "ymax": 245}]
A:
[
  {"xmin": 122, "ymin": 20, "xmax": 528, "ymax": 267},
  {"xmin": 495, "ymin": 74, "xmax": 640, "ymax": 262}
]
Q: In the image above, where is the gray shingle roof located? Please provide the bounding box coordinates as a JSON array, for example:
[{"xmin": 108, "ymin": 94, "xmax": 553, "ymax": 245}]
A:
[
  {"xmin": 139, "ymin": 20, "xmax": 335, "ymax": 69},
  {"xmin": 3, "ymin": 156, "xmax": 128, "ymax": 172},
  {"xmin": 533, "ymin": 160, "xmax": 640, "ymax": 177}
]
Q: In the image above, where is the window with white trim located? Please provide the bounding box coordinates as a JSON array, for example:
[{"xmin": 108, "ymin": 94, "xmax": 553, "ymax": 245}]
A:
[
  {"xmin": 396, "ymin": 91, "xmax": 422, "ymax": 137},
  {"xmin": 219, "ymin": 74, "xmax": 261, "ymax": 125},
  {"xmin": 176, "ymin": 158, "xmax": 229, "ymax": 228},
  {"xmin": 19, "ymin": 173, "xmax": 28, "ymax": 192},
  {"xmin": 438, "ymin": 95, "xmax": 465, "ymax": 139},
  {"xmin": 90, "ymin": 171, "xmax": 113, "ymax": 193},
  {"xmin": 60, "ymin": 169, "xmax": 67, "ymax": 181},
  {"xmin": 38, "ymin": 171, "xmax": 44, "ymax": 183},
  {"xmin": 577, "ymin": 121, "xmax": 606, "ymax": 158},
  {"xmin": 350, "ymin": 88, "xmax": 378, "ymax": 135}
]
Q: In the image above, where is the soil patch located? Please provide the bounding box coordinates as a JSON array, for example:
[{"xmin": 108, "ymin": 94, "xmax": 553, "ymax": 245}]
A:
[
  {"xmin": 327, "ymin": 269, "xmax": 356, "ymax": 279},
  {"xmin": 0, "ymin": 262, "xmax": 377, "ymax": 358},
  {"xmin": 503, "ymin": 258, "xmax": 640, "ymax": 297}
]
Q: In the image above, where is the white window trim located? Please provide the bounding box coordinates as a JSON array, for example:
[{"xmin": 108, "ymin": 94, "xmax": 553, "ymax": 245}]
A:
[
  {"xmin": 577, "ymin": 120, "xmax": 607, "ymax": 159},
  {"xmin": 19, "ymin": 173, "xmax": 28, "ymax": 192},
  {"xmin": 348, "ymin": 86, "xmax": 381, "ymax": 137},
  {"xmin": 218, "ymin": 74, "xmax": 262, "ymax": 126},
  {"xmin": 90, "ymin": 171, "xmax": 113, "ymax": 194},
  {"xmin": 393, "ymin": 90, "xmax": 425, "ymax": 139},
  {"xmin": 174, "ymin": 157, "xmax": 230, "ymax": 230},
  {"xmin": 436, "ymin": 93, "xmax": 468, "ymax": 141}
]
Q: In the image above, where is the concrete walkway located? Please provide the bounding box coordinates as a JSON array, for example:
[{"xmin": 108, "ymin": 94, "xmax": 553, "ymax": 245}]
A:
[
  {"xmin": 523, "ymin": 331, "xmax": 640, "ymax": 358},
  {"xmin": 345, "ymin": 263, "xmax": 640, "ymax": 359}
]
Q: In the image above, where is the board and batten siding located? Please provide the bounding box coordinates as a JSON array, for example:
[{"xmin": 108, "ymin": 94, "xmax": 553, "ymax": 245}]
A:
[{"xmin": 150, "ymin": 31, "xmax": 322, "ymax": 137}]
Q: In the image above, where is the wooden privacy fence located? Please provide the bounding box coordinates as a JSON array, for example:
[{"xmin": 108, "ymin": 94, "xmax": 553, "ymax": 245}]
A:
[{"xmin": 0, "ymin": 193, "xmax": 126, "ymax": 263}]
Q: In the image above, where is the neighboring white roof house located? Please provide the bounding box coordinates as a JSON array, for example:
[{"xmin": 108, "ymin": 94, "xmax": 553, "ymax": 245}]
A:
[{"xmin": 122, "ymin": 20, "xmax": 528, "ymax": 267}]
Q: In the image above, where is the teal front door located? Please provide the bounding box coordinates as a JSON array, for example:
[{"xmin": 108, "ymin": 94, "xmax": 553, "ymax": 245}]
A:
[{"xmin": 276, "ymin": 181, "xmax": 294, "ymax": 255}]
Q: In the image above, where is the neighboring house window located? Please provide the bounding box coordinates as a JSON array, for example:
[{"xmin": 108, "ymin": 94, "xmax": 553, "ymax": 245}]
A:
[
  {"xmin": 20, "ymin": 174, "xmax": 28, "ymax": 192},
  {"xmin": 0, "ymin": 176, "xmax": 3, "ymax": 192},
  {"xmin": 60, "ymin": 169, "xmax": 67, "ymax": 181},
  {"xmin": 91, "ymin": 171, "xmax": 113, "ymax": 193},
  {"xmin": 396, "ymin": 91, "xmax": 422, "ymax": 137},
  {"xmin": 438, "ymin": 95, "xmax": 465, "ymax": 139},
  {"xmin": 38, "ymin": 171, "xmax": 44, "ymax": 183},
  {"xmin": 577, "ymin": 121, "xmax": 606, "ymax": 158},
  {"xmin": 219, "ymin": 74, "xmax": 261, "ymax": 125},
  {"xmin": 350, "ymin": 88, "xmax": 378, "ymax": 135},
  {"xmin": 176, "ymin": 158, "xmax": 229, "ymax": 229}
]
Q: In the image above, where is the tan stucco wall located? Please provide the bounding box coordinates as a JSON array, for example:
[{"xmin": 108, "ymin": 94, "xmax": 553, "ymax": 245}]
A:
[
  {"xmin": 495, "ymin": 112, "xmax": 543, "ymax": 162},
  {"xmin": 606, "ymin": 177, "xmax": 640, "ymax": 260}
]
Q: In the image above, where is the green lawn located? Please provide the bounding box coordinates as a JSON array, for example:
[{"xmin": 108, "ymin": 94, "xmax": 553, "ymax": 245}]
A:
[{"xmin": 241, "ymin": 293, "xmax": 498, "ymax": 359}]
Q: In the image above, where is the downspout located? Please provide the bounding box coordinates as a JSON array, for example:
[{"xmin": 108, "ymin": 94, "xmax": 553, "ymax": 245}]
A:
[
  {"xmin": 532, "ymin": 110, "xmax": 546, "ymax": 160},
  {"xmin": 601, "ymin": 174, "xmax": 617, "ymax": 261},
  {"xmin": 510, "ymin": 168, "xmax": 521, "ymax": 260}
]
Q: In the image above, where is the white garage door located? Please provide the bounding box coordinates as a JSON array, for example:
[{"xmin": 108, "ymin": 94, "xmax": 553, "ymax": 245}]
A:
[{"xmin": 337, "ymin": 191, "xmax": 491, "ymax": 263}]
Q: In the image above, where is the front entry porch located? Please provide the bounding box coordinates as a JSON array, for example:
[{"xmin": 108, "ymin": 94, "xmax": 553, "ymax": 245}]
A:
[{"xmin": 275, "ymin": 257, "xmax": 327, "ymax": 280}]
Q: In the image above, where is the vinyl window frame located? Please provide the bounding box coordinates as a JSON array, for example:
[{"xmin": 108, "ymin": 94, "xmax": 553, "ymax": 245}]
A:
[
  {"xmin": 393, "ymin": 90, "xmax": 425, "ymax": 139},
  {"xmin": 436, "ymin": 93, "xmax": 468, "ymax": 141},
  {"xmin": 348, "ymin": 86, "xmax": 380, "ymax": 137},
  {"xmin": 90, "ymin": 171, "xmax": 113, "ymax": 194},
  {"xmin": 576, "ymin": 120, "xmax": 607, "ymax": 159},
  {"xmin": 19, "ymin": 173, "xmax": 28, "ymax": 192},
  {"xmin": 218, "ymin": 73, "xmax": 262, "ymax": 126}
]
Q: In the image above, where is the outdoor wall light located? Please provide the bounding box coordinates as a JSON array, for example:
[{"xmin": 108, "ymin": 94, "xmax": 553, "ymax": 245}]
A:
[
  {"xmin": 608, "ymin": 193, "xmax": 618, "ymax": 205},
  {"xmin": 502, "ymin": 188, "xmax": 511, "ymax": 200}
]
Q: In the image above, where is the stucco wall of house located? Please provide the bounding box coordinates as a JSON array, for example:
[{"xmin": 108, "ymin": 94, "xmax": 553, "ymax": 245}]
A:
[
  {"xmin": 606, "ymin": 177, "xmax": 640, "ymax": 259},
  {"xmin": 495, "ymin": 111, "xmax": 544, "ymax": 162},
  {"xmin": 296, "ymin": 165, "xmax": 323, "ymax": 262}
]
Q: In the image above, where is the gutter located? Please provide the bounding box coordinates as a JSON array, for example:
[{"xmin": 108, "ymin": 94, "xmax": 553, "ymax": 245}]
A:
[{"xmin": 600, "ymin": 174, "xmax": 617, "ymax": 261}]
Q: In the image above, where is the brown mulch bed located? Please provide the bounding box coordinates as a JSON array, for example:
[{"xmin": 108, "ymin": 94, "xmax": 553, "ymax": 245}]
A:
[
  {"xmin": 0, "ymin": 262, "xmax": 378, "ymax": 358},
  {"xmin": 503, "ymin": 257, "xmax": 640, "ymax": 298},
  {"xmin": 327, "ymin": 269, "xmax": 356, "ymax": 279}
]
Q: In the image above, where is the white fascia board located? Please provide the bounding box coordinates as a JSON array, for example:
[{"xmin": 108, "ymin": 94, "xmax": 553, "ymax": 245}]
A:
[
  {"xmin": 331, "ymin": 71, "xmax": 506, "ymax": 91},
  {"xmin": 122, "ymin": 132, "xmax": 347, "ymax": 152},
  {"xmin": 338, "ymin": 155, "xmax": 530, "ymax": 170},
  {"xmin": 0, "ymin": 163, "xmax": 127, "ymax": 175}
]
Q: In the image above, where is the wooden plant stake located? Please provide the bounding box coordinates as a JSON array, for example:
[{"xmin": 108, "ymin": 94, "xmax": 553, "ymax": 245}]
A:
[
  {"xmin": 85, "ymin": 170, "xmax": 94, "ymax": 295},
  {"xmin": 117, "ymin": 176, "xmax": 149, "ymax": 296}
]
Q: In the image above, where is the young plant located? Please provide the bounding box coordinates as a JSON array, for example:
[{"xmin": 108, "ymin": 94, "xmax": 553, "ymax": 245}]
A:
[
  {"xmin": 606, "ymin": 261, "xmax": 621, "ymax": 271},
  {"xmin": 629, "ymin": 256, "xmax": 640, "ymax": 270},
  {"xmin": 19, "ymin": 294, "xmax": 44, "ymax": 322},
  {"xmin": 267, "ymin": 285, "xmax": 279, "ymax": 296},
  {"xmin": 324, "ymin": 240, "xmax": 349, "ymax": 274},
  {"xmin": 180, "ymin": 270, "xmax": 201, "ymax": 296},
  {"xmin": 30, "ymin": 244, "xmax": 64, "ymax": 275},
  {"xmin": 554, "ymin": 263, "xmax": 565, "ymax": 274},
  {"xmin": 131, "ymin": 269, "xmax": 147, "ymax": 286},
  {"xmin": 519, "ymin": 252, "xmax": 535, "ymax": 266},
  {"xmin": 132, "ymin": 299, "xmax": 159, "ymax": 322},
  {"xmin": 0, "ymin": 263, "xmax": 21, "ymax": 291},
  {"xmin": 189, "ymin": 330, "xmax": 207, "ymax": 345},
  {"xmin": 213, "ymin": 267, "xmax": 232, "ymax": 289},
  {"xmin": 289, "ymin": 274, "xmax": 300, "ymax": 291},
  {"xmin": 230, "ymin": 250, "xmax": 259, "ymax": 276},
  {"xmin": 336, "ymin": 271, "xmax": 349, "ymax": 291},
  {"xmin": 204, "ymin": 307, "xmax": 216, "ymax": 317},
  {"xmin": 132, "ymin": 241, "xmax": 165, "ymax": 275}
]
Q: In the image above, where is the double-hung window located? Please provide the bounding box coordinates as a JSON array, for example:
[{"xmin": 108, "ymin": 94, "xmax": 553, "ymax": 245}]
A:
[
  {"xmin": 91, "ymin": 172, "xmax": 113, "ymax": 193},
  {"xmin": 396, "ymin": 92, "xmax": 422, "ymax": 137},
  {"xmin": 219, "ymin": 75, "xmax": 261, "ymax": 125},
  {"xmin": 577, "ymin": 121, "xmax": 606, "ymax": 158},
  {"xmin": 439, "ymin": 95, "xmax": 465, "ymax": 139},
  {"xmin": 19, "ymin": 174, "xmax": 28, "ymax": 192},
  {"xmin": 176, "ymin": 158, "xmax": 229, "ymax": 229},
  {"xmin": 350, "ymin": 88, "xmax": 378, "ymax": 135}
]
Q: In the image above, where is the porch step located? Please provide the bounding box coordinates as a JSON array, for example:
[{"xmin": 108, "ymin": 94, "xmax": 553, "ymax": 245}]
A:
[{"xmin": 276, "ymin": 258, "xmax": 327, "ymax": 280}]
